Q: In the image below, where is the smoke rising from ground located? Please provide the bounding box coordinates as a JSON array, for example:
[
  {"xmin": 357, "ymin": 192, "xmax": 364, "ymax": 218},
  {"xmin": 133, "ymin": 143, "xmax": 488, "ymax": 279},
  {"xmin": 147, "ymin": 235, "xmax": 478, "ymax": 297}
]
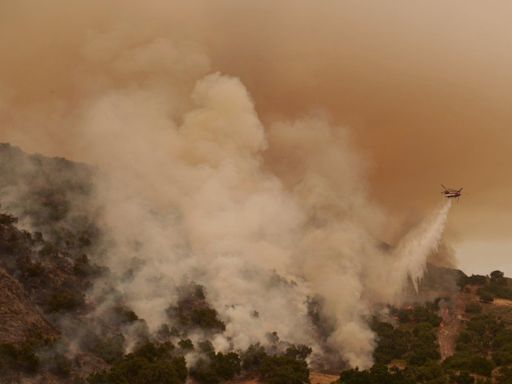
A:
[{"xmin": 0, "ymin": 1, "xmax": 462, "ymax": 368}]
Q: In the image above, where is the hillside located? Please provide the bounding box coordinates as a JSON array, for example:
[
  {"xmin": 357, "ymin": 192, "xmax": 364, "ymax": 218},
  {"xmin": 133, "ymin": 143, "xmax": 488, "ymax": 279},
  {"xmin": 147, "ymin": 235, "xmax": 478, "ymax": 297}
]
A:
[{"xmin": 0, "ymin": 144, "xmax": 511, "ymax": 384}]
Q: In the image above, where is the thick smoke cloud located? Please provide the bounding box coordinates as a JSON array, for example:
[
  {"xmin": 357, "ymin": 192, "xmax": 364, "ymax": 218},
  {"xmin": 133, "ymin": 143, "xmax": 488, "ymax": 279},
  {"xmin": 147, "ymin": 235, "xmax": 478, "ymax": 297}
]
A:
[
  {"xmin": 80, "ymin": 68, "xmax": 389, "ymax": 367},
  {"xmin": 0, "ymin": 0, "xmax": 480, "ymax": 368},
  {"xmin": 1, "ymin": 0, "xmax": 510, "ymax": 243}
]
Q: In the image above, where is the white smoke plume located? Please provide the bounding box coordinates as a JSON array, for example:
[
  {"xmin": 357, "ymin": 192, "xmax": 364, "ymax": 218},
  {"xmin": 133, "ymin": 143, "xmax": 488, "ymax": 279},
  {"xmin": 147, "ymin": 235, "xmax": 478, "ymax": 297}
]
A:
[
  {"xmin": 0, "ymin": 18, "xmax": 455, "ymax": 369},
  {"xmin": 76, "ymin": 58, "xmax": 452, "ymax": 367}
]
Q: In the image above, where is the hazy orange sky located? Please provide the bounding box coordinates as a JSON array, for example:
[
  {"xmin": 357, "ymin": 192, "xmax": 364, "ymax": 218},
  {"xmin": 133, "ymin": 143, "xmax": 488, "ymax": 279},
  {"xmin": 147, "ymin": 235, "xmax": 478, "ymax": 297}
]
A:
[{"xmin": 1, "ymin": 0, "xmax": 511, "ymax": 274}]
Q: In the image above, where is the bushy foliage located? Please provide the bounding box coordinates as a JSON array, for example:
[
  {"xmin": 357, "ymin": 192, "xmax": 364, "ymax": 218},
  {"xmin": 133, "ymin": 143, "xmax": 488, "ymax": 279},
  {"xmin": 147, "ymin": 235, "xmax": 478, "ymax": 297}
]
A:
[
  {"xmin": 459, "ymin": 270, "xmax": 512, "ymax": 302},
  {"xmin": 486, "ymin": 272, "xmax": 512, "ymax": 299},
  {"xmin": 464, "ymin": 302, "xmax": 482, "ymax": 314},
  {"xmin": 0, "ymin": 342, "xmax": 40, "ymax": 375},
  {"xmin": 241, "ymin": 343, "xmax": 268, "ymax": 372},
  {"xmin": 188, "ymin": 341, "xmax": 242, "ymax": 384},
  {"xmin": 39, "ymin": 350, "xmax": 73, "ymax": 377},
  {"xmin": 190, "ymin": 352, "xmax": 241, "ymax": 384},
  {"xmin": 372, "ymin": 316, "xmax": 439, "ymax": 366},
  {"xmin": 404, "ymin": 361, "xmax": 446, "ymax": 384},
  {"xmin": 46, "ymin": 288, "xmax": 85, "ymax": 313},
  {"xmin": 440, "ymin": 314, "xmax": 512, "ymax": 377},
  {"xmin": 341, "ymin": 364, "xmax": 412, "ymax": 384},
  {"xmin": 342, "ymin": 360, "xmax": 469, "ymax": 384},
  {"xmin": 285, "ymin": 345, "xmax": 312, "ymax": 360},
  {"xmin": 496, "ymin": 366, "xmax": 512, "ymax": 384},
  {"xmin": 87, "ymin": 342, "xmax": 187, "ymax": 384},
  {"xmin": 178, "ymin": 339, "xmax": 194, "ymax": 351},
  {"xmin": 239, "ymin": 343, "xmax": 311, "ymax": 384},
  {"xmin": 17, "ymin": 256, "xmax": 45, "ymax": 278},
  {"xmin": 491, "ymin": 270, "xmax": 505, "ymax": 280},
  {"xmin": 111, "ymin": 305, "xmax": 139, "ymax": 325},
  {"xmin": 372, "ymin": 320, "xmax": 411, "ymax": 364},
  {"xmin": 408, "ymin": 322, "xmax": 441, "ymax": 365},
  {"xmin": 453, "ymin": 314, "xmax": 512, "ymax": 370},
  {"xmin": 451, "ymin": 371, "xmax": 474, "ymax": 384},
  {"xmin": 455, "ymin": 315, "xmax": 503, "ymax": 354},
  {"xmin": 38, "ymin": 242, "xmax": 59, "ymax": 257},
  {"xmin": 394, "ymin": 302, "xmax": 442, "ymax": 327},
  {"xmin": 259, "ymin": 354, "xmax": 309, "ymax": 384},
  {"xmin": 0, "ymin": 213, "xmax": 18, "ymax": 225},
  {"xmin": 73, "ymin": 254, "xmax": 103, "ymax": 277},
  {"xmin": 444, "ymin": 352, "xmax": 494, "ymax": 377},
  {"xmin": 83, "ymin": 333, "xmax": 125, "ymax": 364},
  {"xmin": 348, "ymin": 301, "xmax": 512, "ymax": 383},
  {"xmin": 460, "ymin": 274, "xmax": 487, "ymax": 287},
  {"xmin": 166, "ymin": 284, "xmax": 225, "ymax": 332},
  {"xmin": 478, "ymin": 291, "xmax": 494, "ymax": 303}
]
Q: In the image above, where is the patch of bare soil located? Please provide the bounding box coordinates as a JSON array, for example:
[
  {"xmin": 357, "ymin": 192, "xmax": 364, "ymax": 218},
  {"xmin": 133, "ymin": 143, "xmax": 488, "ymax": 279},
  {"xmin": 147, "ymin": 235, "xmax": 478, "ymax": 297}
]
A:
[
  {"xmin": 0, "ymin": 266, "xmax": 58, "ymax": 344},
  {"xmin": 309, "ymin": 372, "xmax": 339, "ymax": 384},
  {"xmin": 438, "ymin": 292, "xmax": 465, "ymax": 360},
  {"xmin": 220, "ymin": 372, "xmax": 339, "ymax": 384},
  {"xmin": 493, "ymin": 298, "xmax": 512, "ymax": 307},
  {"xmin": 224, "ymin": 379, "xmax": 259, "ymax": 384}
]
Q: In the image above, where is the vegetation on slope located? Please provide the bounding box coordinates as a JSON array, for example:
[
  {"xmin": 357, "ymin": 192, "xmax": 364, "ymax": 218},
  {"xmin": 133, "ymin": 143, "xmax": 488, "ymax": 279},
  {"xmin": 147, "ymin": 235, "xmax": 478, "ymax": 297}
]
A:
[
  {"xmin": 3, "ymin": 145, "xmax": 512, "ymax": 384},
  {"xmin": 341, "ymin": 271, "xmax": 512, "ymax": 384}
]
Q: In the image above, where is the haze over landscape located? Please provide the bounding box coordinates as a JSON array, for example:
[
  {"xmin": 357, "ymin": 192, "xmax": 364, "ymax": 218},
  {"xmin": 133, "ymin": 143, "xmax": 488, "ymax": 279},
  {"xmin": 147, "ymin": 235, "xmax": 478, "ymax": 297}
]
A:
[
  {"xmin": 1, "ymin": 1, "xmax": 512, "ymax": 275},
  {"xmin": 0, "ymin": 2, "xmax": 511, "ymax": 383}
]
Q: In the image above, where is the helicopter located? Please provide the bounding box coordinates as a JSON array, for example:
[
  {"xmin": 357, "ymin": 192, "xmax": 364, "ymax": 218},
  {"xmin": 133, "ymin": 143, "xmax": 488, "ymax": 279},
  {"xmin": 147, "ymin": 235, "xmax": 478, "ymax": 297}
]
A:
[{"xmin": 441, "ymin": 185, "xmax": 463, "ymax": 199}]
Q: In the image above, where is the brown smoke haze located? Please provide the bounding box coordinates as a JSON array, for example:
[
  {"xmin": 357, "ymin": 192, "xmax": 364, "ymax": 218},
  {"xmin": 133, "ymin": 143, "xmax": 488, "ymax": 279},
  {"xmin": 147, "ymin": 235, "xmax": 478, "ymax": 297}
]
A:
[
  {"xmin": 2, "ymin": 0, "xmax": 512, "ymax": 241},
  {"xmin": 0, "ymin": 0, "xmax": 511, "ymax": 368}
]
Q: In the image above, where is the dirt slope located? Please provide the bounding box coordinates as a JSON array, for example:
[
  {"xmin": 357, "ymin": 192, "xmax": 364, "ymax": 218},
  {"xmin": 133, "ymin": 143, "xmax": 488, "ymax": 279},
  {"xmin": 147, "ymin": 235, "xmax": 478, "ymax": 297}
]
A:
[
  {"xmin": 0, "ymin": 266, "xmax": 58, "ymax": 344},
  {"xmin": 438, "ymin": 292, "xmax": 465, "ymax": 360},
  {"xmin": 222, "ymin": 372, "xmax": 339, "ymax": 384}
]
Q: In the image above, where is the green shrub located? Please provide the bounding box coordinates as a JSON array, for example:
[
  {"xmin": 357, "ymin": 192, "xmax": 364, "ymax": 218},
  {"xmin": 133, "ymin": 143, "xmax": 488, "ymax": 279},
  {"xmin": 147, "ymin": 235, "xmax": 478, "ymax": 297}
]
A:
[
  {"xmin": 112, "ymin": 305, "xmax": 139, "ymax": 325},
  {"xmin": 178, "ymin": 339, "xmax": 193, "ymax": 351},
  {"xmin": 73, "ymin": 254, "xmax": 101, "ymax": 277},
  {"xmin": 465, "ymin": 302, "xmax": 482, "ymax": 314},
  {"xmin": 341, "ymin": 364, "xmax": 412, "ymax": 384},
  {"xmin": 189, "ymin": 345, "xmax": 240, "ymax": 384},
  {"xmin": 466, "ymin": 275, "xmax": 488, "ymax": 286},
  {"xmin": 167, "ymin": 284, "xmax": 225, "ymax": 332},
  {"xmin": 46, "ymin": 289, "xmax": 85, "ymax": 313},
  {"xmin": 444, "ymin": 353, "xmax": 494, "ymax": 377},
  {"xmin": 39, "ymin": 242, "xmax": 58, "ymax": 257},
  {"xmin": 497, "ymin": 366, "xmax": 512, "ymax": 384},
  {"xmin": 241, "ymin": 343, "xmax": 267, "ymax": 372},
  {"xmin": 0, "ymin": 213, "xmax": 18, "ymax": 225},
  {"xmin": 490, "ymin": 270, "xmax": 505, "ymax": 280},
  {"xmin": 17, "ymin": 256, "xmax": 45, "ymax": 278},
  {"xmin": 49, "ymin": 352, "xmax": 72, "ymax": 377},
  {"xmin": 87, "ymin": 342, "xmax": 186, "ymax": 384},
  {"xmin": 372, "ymin": 320, "xmax": 410, "ymax": 364},
  {"xmin": 0, "ymin": 343, "xmax": 40, "ymax": 374},
  {"xmin": 469, "ymin": 356, "xmax": 494, "ymax": 377},
  {"xmin": 451, "ymin": 371, "xmax": 474, "ymax": 384},
  {"xmin": 478, "ymin": 291, "xmax": 494, "ymax": 303},
  {"xmin": 492, "ymin": 350, "xmax": 512, "ymax": 366},
  {"xmin": 84, "ymin": 333, "xmax": 125, "ymax": 364},
  {"xmin": 189, "ymin": 307, "xmax": 225, "ymax": 331},
  {"xmin": 259, "ymin": 354, "xmax": 309, "ymax": 384},
  {"xmin": 285, "ymin": 345, "xmax": 312, "ymax": 360},
  {"xmin": 394, "ymin": 303, "xmax": 441, "ymax": 327},
  {"xmin": 198, "ymin": 340, "xmax": 215, "ymax": 356}
]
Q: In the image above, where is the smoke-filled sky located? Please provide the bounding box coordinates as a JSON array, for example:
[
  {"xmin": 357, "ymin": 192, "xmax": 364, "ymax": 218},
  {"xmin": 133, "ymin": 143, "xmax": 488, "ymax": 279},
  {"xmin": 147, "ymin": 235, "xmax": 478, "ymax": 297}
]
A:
[
  {"xmin": 3, "ymin": 0, "xmax": 512, "ymax": 369},
  {"xmin": 1, "ymin": 2, "xmax": 511, "ymax": 274}
]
